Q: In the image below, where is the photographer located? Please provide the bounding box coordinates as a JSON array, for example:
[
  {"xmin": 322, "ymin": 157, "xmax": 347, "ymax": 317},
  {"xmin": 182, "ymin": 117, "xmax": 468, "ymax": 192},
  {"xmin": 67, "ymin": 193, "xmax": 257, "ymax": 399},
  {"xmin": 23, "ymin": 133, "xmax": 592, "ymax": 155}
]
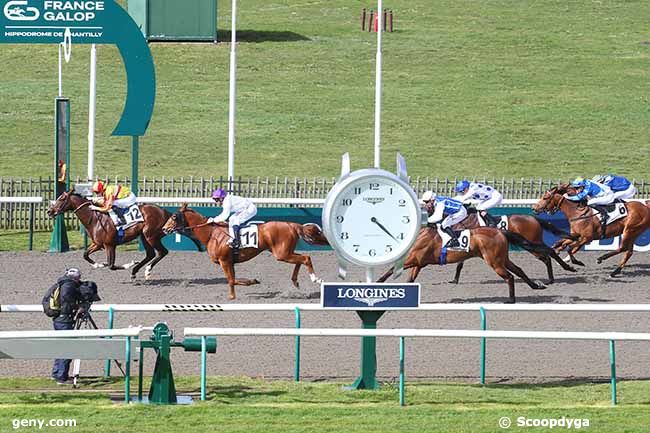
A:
[{"xmin": 43, "ymin": 268, "xmax": 100, "ymax": 385}]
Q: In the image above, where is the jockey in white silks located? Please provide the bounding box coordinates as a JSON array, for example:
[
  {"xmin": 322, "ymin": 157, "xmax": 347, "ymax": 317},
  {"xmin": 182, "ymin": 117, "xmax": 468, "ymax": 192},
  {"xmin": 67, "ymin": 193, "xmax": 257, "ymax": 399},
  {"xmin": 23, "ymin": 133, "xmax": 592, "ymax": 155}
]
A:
[
  {"xmin": 207, "ymin": 188, "xmax": 257, "ymax": 249},
  {"xmin": 454, "ymin": 180, "xmax": 503, "ymax": 226}
]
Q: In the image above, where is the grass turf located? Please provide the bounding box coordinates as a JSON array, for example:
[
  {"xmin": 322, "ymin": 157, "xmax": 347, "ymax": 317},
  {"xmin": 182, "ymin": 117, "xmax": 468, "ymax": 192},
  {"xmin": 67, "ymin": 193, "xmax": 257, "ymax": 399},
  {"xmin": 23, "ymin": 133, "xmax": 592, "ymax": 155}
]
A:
[
  {"xmin": 1, "ymin": 1, "xmax": 649, "ymax": 180},
  {"xmin": 0, "ymin": 377, "xmax": 647, "ymax": 432}
]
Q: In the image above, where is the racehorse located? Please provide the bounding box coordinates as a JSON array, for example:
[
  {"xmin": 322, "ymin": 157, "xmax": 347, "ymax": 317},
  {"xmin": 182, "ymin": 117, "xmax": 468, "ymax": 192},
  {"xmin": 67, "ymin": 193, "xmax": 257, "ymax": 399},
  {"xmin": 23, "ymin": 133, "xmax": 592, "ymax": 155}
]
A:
[
  {"xmin": 162, "ymin": 204, "xmax": 329, "ymax": 300},
  {"xmin": 532, "ymin": 184, "xmax": 650, "ymax": 277},
  {"xmin": 47, "ymin": 190, "xmax": 187, "ymax": 280},
  {"xmin": 377, "ymin": 225, "xmax": 552, "ymax": 303},
  {"xmin": 450, "ymin": 211, "xmax": 576, "ymax": 284}
]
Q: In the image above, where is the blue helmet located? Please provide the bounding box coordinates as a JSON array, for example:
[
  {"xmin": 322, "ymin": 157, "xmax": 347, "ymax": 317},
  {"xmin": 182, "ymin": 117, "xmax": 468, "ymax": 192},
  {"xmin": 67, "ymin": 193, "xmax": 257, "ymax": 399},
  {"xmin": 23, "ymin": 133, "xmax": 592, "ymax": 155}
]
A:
[
  {"xmin": 455, "ymin": 180, "xmax": 470, "ymax": 193},
  {"xmin": 571, "ymin": 177, "xmax": 586, "ymax": 188}
]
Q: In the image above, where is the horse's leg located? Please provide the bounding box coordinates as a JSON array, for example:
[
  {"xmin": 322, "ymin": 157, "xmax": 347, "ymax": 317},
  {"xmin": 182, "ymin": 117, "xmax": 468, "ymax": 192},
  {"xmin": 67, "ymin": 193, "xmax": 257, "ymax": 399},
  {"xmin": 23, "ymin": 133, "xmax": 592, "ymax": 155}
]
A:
[
  {"xmin": 272, "ymin": 247, "xmax": 323, "ymax": 285},
  {"xmin": 506, "ymin": 260, "xmax": 545, "ymax": 290},
  {"xmin": 130, "ymin": 236, "xmax": 156, "ymax": 280},
  {"xmin": 407, "ymin": 266, "xmax": 422, "ymax": 283},
  {"xmin": 533, "ymin": 252, "xmax": 554, "ymax": 284},
  {"xmin": 218, "ymin": 257, "xmax": 238, "ymax": 300},
  {"xmin": 291, "ymin": 264, "xmax": 301, "ymax": 289},
  {"xmin": 104, "ymin": 245, "xmax": 122, "ymax": 270},
  {"xmin": 483, "ymin": 255, "xmax": 516, "ymax": 303},
  {"xmin": 596, "ymin": 229, "xmax": 639, "ymax": 265},
  {"xmin": 142, "ymin": 236, "xmax": 169, "ymax": 280},
  {"xmin": 377, "ymin": 267, "xmax": 395, "ymax": 282},
  {"xmin": 450, "ymin": 262, "xmax": 464, "ymax": 284},
  {"xmin": 610, "ymin": 234, "xmax": 637, "ymax": 277},
  {"xmin": 84, "ymin": 242, "xmax": 104, "ymax": 268}
]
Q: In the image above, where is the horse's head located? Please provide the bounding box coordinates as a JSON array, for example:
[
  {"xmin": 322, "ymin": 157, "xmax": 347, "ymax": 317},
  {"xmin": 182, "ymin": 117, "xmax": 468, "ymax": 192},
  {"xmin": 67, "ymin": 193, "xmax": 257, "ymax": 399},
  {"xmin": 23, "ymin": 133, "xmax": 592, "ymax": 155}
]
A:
[
  {"xmin": 532, "ymin": 187, "xmax": 565, "ymax": 215},
  {"xmin": 47, "ymin": 189, "xmax": 80, "ymax": 218},
  {"xmin": 163, "ymin": 204, "xmax": 189, "ymax": 234}
]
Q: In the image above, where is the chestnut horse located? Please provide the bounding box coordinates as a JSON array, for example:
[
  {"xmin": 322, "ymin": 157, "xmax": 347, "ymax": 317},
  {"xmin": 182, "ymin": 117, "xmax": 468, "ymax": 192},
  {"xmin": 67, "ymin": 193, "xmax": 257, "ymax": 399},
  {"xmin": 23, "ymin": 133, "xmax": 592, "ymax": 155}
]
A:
[
  {"xmin": 162, "ymin": 204, "xmax": 329, "ymax": 300},
  {"xmin": 532, "ymin": 184, "xmax": 650, "ymax": 277},
  {"xmin": 450, "ymin": 211, "xmax": 575, "ymax": 284},
  {"xmin": 47, "ymin": 190, "xmax": 190, "ymax": 280},
  {"xmin": 378, "ymin": 225, "xmax": 548, "ymax": 303}
]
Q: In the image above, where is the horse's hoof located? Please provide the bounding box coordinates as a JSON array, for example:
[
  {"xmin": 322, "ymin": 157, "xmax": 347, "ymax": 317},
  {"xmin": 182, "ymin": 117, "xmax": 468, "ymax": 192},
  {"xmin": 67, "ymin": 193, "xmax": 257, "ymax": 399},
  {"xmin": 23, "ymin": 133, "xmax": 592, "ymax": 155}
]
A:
[
  {"xmin": 574, "ymin": 260, "xmax": 586, "ymax": 267},
  {"xmin": 228, "ymin": 295, "xmax": 236, "ymax": 300},
  {"xmin": 130, "ymin": 274, "xmax": 136, "ymax": 280},
  {"xmin": 597, "ymin": 258, "xmax": 603, "ymax": 265},
  {"xmin": 448, "ymin": 280, "xmax": 459, "ymax": 285},
  {"xmin": 292, "ymin": 281, "xmax": 300, "ymax": 289},
  {"xmin": 533, "ymin": 284, "xmax": 546, "ymax": 290},
  {"xmin": 253, "ymin": 279, "xmax": 260, "ymax": 284},
  {"xmin": 92, "ymin": 263, "xmax": 105, "ymax": 269},
  {"xmin": 505, "ymin": 299, "xmax": 516, "ymax": 304},
  {"xmin": 610, "ymin": 269, "xmax": 622, "ymax": 278}
]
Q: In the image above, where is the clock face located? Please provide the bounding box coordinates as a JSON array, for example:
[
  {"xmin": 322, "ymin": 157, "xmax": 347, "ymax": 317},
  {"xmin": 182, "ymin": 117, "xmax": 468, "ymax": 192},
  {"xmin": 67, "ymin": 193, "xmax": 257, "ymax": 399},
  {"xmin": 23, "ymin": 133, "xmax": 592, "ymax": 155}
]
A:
[{"xmin": 326, "ymin": 172, "xmax": 421, "ymax": 267}]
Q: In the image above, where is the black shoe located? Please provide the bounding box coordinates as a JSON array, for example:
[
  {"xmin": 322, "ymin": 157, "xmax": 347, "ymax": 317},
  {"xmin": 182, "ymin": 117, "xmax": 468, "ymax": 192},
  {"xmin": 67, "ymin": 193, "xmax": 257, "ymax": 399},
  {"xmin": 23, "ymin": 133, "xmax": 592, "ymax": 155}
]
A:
[
  {"xmin": 230, "ymin": 225, "xmax": 241, "ymax": 249},
  {"xmin": 481, "ymin": 211, "xmax": 497, "ymax": 227},
  {"xmin": 113, "ymin": 207, "xmax": 127, "ymax": 226},
  {"xmin": 442, "ymin": 227, "xmax": 460, "ymax": 248}
]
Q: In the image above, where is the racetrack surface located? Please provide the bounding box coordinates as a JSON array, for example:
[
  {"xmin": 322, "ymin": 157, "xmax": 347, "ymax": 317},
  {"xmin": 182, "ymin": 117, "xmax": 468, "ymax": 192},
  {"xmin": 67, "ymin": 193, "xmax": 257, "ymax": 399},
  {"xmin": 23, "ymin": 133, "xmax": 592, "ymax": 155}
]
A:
[{"xmin": 1, "ymin": 250, "xmax": 650, "ymax": 383}]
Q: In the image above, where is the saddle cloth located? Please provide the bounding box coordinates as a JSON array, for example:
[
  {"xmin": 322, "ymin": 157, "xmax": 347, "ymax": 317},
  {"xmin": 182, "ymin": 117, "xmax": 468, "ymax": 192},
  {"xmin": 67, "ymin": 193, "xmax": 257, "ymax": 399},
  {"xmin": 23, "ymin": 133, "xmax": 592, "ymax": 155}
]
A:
[
  {"xmin": 108, "ymin": 204, "xmax": 144, "ymax": 231},
  {"xmin": 229, "ymin": 222, "xmax": 261, "ymax": 248},
  {"xmin": 477, "ymin": 213, "xmax": 509, "ymax": 230},
  {"xmin": 601, "ymin": 202, "xmax": 628, "ymax": 225},
  {"xmin": 437, "ymin": 226, "xmax": 471, "ymax": 252}
]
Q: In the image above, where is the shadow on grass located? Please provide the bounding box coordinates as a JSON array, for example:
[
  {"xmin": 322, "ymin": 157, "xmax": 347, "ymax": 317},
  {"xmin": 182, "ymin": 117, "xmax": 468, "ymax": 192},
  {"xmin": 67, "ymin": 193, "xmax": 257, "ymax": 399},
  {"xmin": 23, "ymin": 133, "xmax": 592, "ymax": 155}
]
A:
[
  {"xmin": 203, "ymin": 385, "xmax": 287, "ymax": 403},
  {"xmin": 217, "ymin": 30, "xmax": 310, "ymax": 43}
]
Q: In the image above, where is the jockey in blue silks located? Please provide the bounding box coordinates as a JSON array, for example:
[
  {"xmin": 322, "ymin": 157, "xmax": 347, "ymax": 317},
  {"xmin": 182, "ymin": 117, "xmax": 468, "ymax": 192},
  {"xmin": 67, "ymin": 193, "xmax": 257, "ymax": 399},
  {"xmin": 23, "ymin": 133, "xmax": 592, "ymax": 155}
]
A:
[
  {"xmin": 421, "ymin": 191, "xmax": 467, "ymax": 248},
  {"xmin": 591, "ymin": 174, "xmax": 637, "ymax": 201},
  {"xmin": 454, "ymin": 180, "xmax": 503, "ymax": 226},
  {"xmin": 566, "ymin": 177, "xmax": 615, "ymax": 233}
]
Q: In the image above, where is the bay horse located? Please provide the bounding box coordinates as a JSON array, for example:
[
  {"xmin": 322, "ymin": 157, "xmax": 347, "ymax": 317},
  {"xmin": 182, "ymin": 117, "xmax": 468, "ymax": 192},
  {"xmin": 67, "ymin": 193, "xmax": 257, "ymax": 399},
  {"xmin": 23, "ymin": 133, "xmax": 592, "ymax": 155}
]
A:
[
  {"xmin": 377, "ymin": 225, "xmax": 549, "ymax": 303},
  {"xmin": 162, "ymin": 204, "xmax": 329, "ymax": 300},
  {"xmin": 532, "ymin": 184, "xmax": 650, "ymax": 277},
  {"xmin": 47, "ymin": 190, "xmax": 190, "ymax": 280},
  {"xmin": 450, "ymin": 211, "xmax": 576, "ymax": 284}
]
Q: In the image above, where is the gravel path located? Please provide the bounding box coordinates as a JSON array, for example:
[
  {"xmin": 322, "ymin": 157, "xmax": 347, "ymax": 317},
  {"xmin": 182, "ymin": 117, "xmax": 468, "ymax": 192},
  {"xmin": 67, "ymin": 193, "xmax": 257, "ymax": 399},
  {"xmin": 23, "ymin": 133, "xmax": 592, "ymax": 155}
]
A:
[{"xmin": 1, "ymin": 249, "xmax": 650, "ymax": 383}]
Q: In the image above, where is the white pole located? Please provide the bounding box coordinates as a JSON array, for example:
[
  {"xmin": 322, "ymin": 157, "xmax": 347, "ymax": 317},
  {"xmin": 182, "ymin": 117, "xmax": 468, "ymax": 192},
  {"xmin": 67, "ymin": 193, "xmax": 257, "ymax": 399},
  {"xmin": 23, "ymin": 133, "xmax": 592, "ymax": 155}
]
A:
[
  {"xmin": 227, "ymin": 0, "xmax": 237, "ymax": 187},
  {"xmin": 58, "ymin": 44, "xmax": 62, "ymax": 97},
  {"xmin": 88, "ymin": 44, "xmax": 97, "ymax": 182},
  {"xmin": 373, "ymin": 0, "xmax": 383, "ymax": 169}
]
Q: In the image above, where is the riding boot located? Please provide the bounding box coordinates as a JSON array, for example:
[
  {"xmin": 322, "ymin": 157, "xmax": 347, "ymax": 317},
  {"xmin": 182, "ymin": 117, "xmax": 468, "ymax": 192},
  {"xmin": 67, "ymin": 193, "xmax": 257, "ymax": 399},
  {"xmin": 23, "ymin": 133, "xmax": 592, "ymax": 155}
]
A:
[
  {"xmin": 442, "ymin": 226, "xmax": 460, "ymax": 248},
  {"xmin": 481, "ymin": 211, "xmax": 498, "ymax": 227},
  {"xmin": 113, "ymin": 206, "xmax": 127, "ymax": 226},
  {"xmin": 231, "ymin": 225, "xmax": 241, "ymax": 249},
  {"xmin": 593, "ymin": 205, "xmax": 608, "ymax": 237}
]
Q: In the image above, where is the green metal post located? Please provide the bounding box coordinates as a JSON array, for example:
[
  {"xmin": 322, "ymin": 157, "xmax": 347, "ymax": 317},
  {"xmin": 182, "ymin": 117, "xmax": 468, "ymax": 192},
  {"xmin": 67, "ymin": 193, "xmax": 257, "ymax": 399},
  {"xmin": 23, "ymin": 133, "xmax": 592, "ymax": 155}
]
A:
[
  {"xmin": 138, "ymin": 344, "xmax": 144, "ymax": 402},
  {"xmin": 610, "ymin": 340, "xmax": 617, "ymax": 406},
  {"xmin": 201, "ymin": 336, "xmax": 207, "ymax": 401},
  {"xmin": 49, "ymin": 97, "xmax": 70, "ymax": 253},
  {"xmin": 148, "ymin": 323, "xmax": 177, "ymax": 404},
  {"xmin": 294, "ymin": 307, "xmax": 301, "ymax": 382},
  {"xmin": 399, "ymin": 337, "xmax": 405, "ymax": 406},
  {"xmin": 125, "ymin": 337, "xmax": 131, "ymax": 404},
  {"xmin": 28, "ymin": 203, "xmax": 34, "ymax": 251},
  {"xmin": 104, "ymin": 307, "xmax": 114, "ymax": 377},
  {"xmin": 480, "ymin": 306, "xmax": 487, "ymax": 385},
  {"xmin": 131, "ymin": 136, "xmax": 139, "ymax": 195},
  {"xmin": 348, "ymin": 311, "xmax": 385, "ymax": 390}
]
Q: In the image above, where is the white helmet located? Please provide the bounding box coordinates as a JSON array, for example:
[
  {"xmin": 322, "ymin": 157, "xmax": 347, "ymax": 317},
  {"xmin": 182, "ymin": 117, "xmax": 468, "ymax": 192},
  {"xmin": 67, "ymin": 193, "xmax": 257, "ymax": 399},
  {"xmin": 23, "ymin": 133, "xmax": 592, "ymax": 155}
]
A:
[{"xmin": 421, "ymin": 191, "xmax": 436, "ymax": 203}]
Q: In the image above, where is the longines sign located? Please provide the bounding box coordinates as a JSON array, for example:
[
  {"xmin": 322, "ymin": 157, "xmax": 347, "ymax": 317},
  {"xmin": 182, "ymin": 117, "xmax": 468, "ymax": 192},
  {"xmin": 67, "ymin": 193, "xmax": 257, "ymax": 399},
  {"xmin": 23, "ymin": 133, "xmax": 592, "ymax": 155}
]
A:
[
  {"xmin": 321, "ymin": 283, "xmax": 420, "ymax": 310},
  {"xmin": 0, "ymin": 0, "xmax": 155, "ymax": 137}
]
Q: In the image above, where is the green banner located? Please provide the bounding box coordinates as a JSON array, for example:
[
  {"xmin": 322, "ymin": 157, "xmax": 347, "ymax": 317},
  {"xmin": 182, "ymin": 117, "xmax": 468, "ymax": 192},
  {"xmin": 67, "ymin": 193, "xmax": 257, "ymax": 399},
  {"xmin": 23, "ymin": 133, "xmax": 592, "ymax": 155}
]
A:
[{"xmin": 0, "ymin": 0, "xmax": 155, "ymax": 136}]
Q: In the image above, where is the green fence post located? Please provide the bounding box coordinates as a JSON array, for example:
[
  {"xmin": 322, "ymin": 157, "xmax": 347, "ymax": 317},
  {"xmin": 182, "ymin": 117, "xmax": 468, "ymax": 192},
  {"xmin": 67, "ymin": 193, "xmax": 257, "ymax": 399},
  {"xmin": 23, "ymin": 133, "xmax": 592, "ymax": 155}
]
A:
[
  {"xmin": 104, "ymin": 307, "xmax": 114, "ymax": 377},
  {"xmin": 201, "ymin": 336, "xmax": 207, "ymax": 401},
  {"xmin": 479, "ymin": 306, "xmax": 487, "ymax": 385},
  {"xmin": 28, "ymin": 203, "xmax": 34, "ymax": 251},
  {"xmin": 125, "ymin": 336, "xmax": 131, "ymax": 404},
  {"xmin": 138, "ymin": 344, "xmax": 144, "ymax": 402},
  {"xmin": 294, "ymin": 307, "xmax": 301, "ymax": 382},
  {"xmin": 610, "ymin": 340, "xmax": 617, "ymax": 406},
  {"xmin": 399, "ymin": 337, "xmax": 405, "ymax": 406}
]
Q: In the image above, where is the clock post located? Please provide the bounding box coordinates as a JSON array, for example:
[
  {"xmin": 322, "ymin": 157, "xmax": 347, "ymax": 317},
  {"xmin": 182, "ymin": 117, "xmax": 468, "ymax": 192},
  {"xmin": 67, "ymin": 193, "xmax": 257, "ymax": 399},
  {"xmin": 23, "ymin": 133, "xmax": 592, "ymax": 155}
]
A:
[{"xmin": 321, "ymin": 153, "xmax": 426, "ymax": 390}]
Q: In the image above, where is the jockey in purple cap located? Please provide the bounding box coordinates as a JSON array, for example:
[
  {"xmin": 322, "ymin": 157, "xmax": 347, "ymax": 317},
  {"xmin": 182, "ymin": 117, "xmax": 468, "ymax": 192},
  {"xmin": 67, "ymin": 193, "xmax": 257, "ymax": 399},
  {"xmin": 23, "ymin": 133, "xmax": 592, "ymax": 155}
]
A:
[{"xmin": 207, "ymin": 188, "xmax": 257, "ymax": 249}]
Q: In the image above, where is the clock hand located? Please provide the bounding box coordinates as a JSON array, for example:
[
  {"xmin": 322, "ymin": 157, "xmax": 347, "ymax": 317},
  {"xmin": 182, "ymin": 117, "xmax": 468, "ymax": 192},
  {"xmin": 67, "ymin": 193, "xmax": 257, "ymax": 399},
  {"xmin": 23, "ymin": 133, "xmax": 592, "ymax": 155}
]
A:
[{"xmin": 370, "ymin": 217, "xmax": 398, "ymax": 241}]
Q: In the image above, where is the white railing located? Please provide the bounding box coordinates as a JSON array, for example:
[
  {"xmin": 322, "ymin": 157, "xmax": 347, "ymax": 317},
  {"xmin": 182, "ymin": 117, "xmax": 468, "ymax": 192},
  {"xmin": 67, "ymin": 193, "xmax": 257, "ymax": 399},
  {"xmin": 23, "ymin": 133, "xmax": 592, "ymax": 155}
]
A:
[
  {"xmin": 0, "ymin": 197, "xmax": 43, "ymax": 250},
  {"xmin": 0, "ymin": 327, "xmax": 141, "ymax": 339},
  {"xmin": 185, "ymin": 326, "xmax": 641, "ymax": 406},
  {"xmin": 0, "ymin": 197, "xmax": 42, "ymax": 204}
]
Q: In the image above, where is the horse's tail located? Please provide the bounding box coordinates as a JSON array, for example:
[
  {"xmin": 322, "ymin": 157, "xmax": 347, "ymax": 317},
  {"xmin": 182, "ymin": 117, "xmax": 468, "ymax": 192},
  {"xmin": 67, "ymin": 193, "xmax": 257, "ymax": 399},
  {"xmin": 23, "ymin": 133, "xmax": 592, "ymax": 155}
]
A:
[
  {"xmin": 502, "ymin": 230, "xmax": 576, "ymax": 272},
  {"xmin": 295, "ymin": 223, "xmax": 329, "ymax": 246},
  {"xmin": 532, "ymin": 216, "xmax": 577, "ymax": 240}
]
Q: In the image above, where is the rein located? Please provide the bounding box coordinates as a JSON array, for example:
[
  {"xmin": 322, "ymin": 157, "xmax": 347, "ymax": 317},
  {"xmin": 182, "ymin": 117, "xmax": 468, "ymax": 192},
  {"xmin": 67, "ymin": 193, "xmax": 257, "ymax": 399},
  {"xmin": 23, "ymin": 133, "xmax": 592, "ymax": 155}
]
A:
[{"xmin": 74, "ymin": 201, "xmax": 92, "ymax": 213}]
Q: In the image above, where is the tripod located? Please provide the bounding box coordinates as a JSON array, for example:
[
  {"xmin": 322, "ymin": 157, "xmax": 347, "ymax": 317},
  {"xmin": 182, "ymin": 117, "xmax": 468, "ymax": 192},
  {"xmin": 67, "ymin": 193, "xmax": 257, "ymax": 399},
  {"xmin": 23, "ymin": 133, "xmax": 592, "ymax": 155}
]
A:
[{"xmin": 71, "ymin": 310, "xmax": 125, "ymax": 387}]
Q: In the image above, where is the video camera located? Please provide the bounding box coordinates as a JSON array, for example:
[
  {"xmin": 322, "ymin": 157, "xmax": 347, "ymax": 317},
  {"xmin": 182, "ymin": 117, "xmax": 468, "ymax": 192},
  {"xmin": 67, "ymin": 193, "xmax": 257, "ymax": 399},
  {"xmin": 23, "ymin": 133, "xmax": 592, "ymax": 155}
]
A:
[{"xmin": 77, "ymin": 281, "xmax": 101, "ymax": 317}]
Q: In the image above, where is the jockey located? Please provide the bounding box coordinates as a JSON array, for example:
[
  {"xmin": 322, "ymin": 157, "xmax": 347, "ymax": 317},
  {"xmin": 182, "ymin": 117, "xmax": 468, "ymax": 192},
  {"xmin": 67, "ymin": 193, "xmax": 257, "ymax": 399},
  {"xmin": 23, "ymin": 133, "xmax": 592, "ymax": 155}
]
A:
[
  {"xmin": 566, "ymin": 177, "xmax": 615, "ymax": 232},
  {"xmin": 90, "ymin": 181, "xmax": 137, "ymax": 225},
  {"xmin": 591, "ymin": 174, "xmax": 637, "ymax": 201},
  {"xmin": 207, "ymin": 188, "xmax": 257, "ymax": 249},
  {"xmin": 454, "ymin": 180, "xmax": 503, "ymax": 226},
  {"xmin": 421, "ymin": 191, "xmax": 467, "ymax": 248}
]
